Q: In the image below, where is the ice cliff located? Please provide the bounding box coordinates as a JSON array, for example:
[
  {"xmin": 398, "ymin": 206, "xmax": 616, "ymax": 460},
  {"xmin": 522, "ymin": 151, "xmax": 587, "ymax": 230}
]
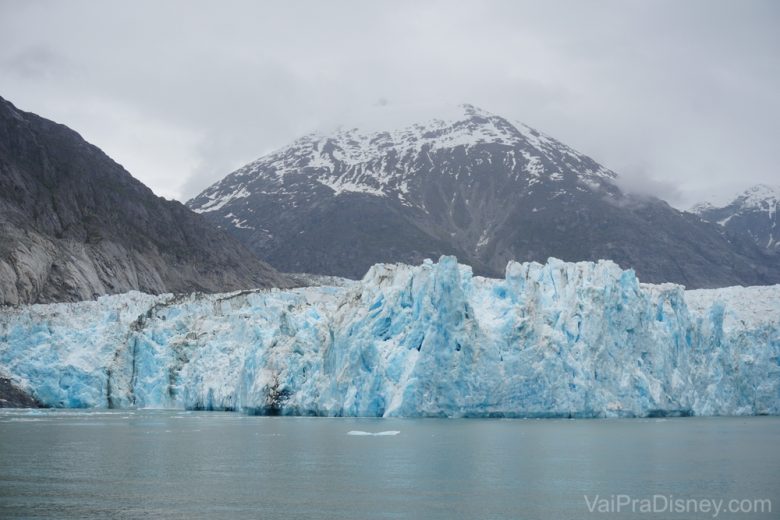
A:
[{"xmin": 1, "ymin": 257, "xmax": 778, "ymax": 417}]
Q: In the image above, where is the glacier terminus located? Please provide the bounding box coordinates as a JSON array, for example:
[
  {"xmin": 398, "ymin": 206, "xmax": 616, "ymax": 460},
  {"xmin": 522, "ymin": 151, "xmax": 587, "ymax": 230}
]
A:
[{"xmin": 1, "ymin": 257, "xmax": 778, "ymax": 418}]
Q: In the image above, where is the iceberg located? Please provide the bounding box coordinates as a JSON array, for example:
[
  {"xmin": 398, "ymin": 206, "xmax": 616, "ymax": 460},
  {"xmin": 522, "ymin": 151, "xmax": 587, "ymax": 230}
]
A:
[{"xmin": 1, "ymin": 257, "xmax": 778, "ymax": 417}]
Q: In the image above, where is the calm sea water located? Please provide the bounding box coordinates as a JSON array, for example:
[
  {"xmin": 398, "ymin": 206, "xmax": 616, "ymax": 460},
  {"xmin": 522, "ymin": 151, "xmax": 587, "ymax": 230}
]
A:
[{"xmin": 0, "ymin": 410, "xmax": 778, "ymax": 519}]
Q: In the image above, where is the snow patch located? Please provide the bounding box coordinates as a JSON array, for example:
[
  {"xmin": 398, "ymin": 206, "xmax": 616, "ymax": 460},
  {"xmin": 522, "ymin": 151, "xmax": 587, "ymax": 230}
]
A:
[{"xmin": 192, "ymin": 187, "xmax": 251, "ymax": 213}]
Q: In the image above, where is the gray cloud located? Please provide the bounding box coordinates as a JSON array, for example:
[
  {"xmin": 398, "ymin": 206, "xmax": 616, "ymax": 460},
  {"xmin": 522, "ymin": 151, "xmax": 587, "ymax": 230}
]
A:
[
  {"xmin": 1, "ymin": 44, "xmax": 74, "ymax": 80},
  {"xmin": 0, "ymin": 0, "xmax": 778, "ymax": 207},
  {"xmin": 612, "ymin": 163, "xmax": 686, "ymax": 207}
]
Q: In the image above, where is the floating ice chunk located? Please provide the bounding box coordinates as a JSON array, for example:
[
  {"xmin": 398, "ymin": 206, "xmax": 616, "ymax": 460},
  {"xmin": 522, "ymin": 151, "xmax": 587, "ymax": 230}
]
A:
[{"xmin": 347, "ymin": 430, "xmax": 400, "ymax": 436}]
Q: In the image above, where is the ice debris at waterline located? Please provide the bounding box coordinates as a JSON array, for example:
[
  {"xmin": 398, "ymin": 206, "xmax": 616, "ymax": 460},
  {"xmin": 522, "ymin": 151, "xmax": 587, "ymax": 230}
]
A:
[{"xmin": 1, "ymin": 257, "xmax": 779, "ymax": 417}]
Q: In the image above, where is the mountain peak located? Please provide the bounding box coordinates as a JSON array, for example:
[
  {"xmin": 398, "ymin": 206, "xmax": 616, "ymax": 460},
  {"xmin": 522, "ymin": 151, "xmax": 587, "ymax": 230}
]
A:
[
  {"xmin": 689, "ymin": 201, "xmax": 714, "ymax": 214},
  {"xmin": 693, "ymin": 183, "xmax": 780, "ymax": 252},
  {"xmin": 189, "ymin": 104, "xmax": 617, "ymax": 216},
  {"xmin": 186, "ymin": 104, "xmax": 780, "ymax": 287},
  {"xmin": 459, "ymin": 103, "xmax": 493, "ymax": 119},
  {"xmin": 330, "ymin": 102, "xmax": 515, "ymax": 139},
  {"xmin": 734, "ymin": 184, "xmax": 780, "ymax": 210},
  {"xmin": 309, "ymin": 103, "xmax": 534, "ymax": 145}
]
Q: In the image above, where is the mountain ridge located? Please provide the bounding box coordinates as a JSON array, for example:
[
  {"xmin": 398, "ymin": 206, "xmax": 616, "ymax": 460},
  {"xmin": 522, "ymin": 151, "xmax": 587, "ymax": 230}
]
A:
[
  {"xmin": 0, "ymin": 95, "xmax": 292, "ymax": 305},
  {"xmin": 188, "ymin": 104, "xmax": 780, "ymax": 288},
  {"xmin": 692, "ymin": 184, "xmax": 780, "ymax": 253},
  {"xmin": 191, "ymin": 104, "xmax": 616, "ymax": 212}
]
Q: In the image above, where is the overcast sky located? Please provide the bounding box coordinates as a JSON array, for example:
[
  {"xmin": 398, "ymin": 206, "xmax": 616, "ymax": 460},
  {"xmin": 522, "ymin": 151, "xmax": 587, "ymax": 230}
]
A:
[{"xmin": 1, "ymin": 0, "xmax": 778, "ymax": 208}]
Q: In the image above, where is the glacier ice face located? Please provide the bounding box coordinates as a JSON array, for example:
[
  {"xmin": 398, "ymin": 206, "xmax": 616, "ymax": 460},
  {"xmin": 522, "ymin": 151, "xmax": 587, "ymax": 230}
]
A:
[{"xmin": 1, "ymin": 257, "xmax": 779, "ymax": 417}]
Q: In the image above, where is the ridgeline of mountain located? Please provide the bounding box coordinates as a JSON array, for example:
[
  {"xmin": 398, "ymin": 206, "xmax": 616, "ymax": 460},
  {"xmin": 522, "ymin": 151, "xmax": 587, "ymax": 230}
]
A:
[
  {"xmin": 691, "ymin": 184, "xmax": 780, "ymax": 254},
  {"xmin": 188, "ymin": 104, "xmax": 779, "ymax": 289},
  {"xmin": 0, "ymin": 96, "xmax": 291, "ymax": 306}
]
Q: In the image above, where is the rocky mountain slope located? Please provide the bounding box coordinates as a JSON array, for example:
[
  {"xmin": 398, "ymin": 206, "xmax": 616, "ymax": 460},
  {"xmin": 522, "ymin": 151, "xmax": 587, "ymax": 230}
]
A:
[
  {"xmin": 0, "ymin": 96, "xmax": 291, "ymax": 306},
  {"xmin": 188, "ymin": 105, "xmax": 779, "ymax": 288},
  {"xmin": 691, "ymin": 184, "xmax": 780, "ymax": 254}
]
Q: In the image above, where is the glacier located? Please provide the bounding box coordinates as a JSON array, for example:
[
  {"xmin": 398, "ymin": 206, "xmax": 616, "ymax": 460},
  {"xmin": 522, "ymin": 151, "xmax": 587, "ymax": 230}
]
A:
[{"xmin": 1, "ymin": 256, "xmax": 779, "ymax": 417}]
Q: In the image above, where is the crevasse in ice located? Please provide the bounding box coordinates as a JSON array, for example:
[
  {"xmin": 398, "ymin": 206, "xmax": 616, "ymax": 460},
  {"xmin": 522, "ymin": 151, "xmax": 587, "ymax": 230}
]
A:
[{"xmin": 1, "ymin": 257, "xmax": 778, "ymax": 417}]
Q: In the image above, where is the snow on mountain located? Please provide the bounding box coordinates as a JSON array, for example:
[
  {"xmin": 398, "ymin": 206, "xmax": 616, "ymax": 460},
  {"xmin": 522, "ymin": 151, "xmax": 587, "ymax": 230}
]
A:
[
  {"xmin": 737, "ymin": 184, "xmax": 780, "ymax": 211},
  {"xmin": 692, "ymin": 184, "xmax": 780, "ymax": 252},
  {"xmin": 186, "ymin": 104, "xmax": 780, "ymax": 288},
  {"xmin": 2, "ymin": 257, "xmax": 778, "ymax": 417},
  {"xmin": 689, "ymin": 201, "xmax": 715, "ymax": 214},
  {"xmin": 190, "ymin": 104, "xmax": 615, "ymax": 214}
]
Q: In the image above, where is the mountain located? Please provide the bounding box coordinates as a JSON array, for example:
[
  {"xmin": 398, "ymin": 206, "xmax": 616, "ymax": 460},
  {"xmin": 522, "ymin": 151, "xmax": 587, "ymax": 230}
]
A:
[
  {"xmin": 2, "ymin": 257, "xmax": 778, "ymax": 416},
  {"xmin": 691, "ymin": 184, "xmax": 780, "ymax": 254},
  {"xmin": 188, "ymin": 104, "xmax": 779, "ymax": 288},
  {"xmin": 0, "ymin": 96, "xmax": 291, "ymax": 306}
]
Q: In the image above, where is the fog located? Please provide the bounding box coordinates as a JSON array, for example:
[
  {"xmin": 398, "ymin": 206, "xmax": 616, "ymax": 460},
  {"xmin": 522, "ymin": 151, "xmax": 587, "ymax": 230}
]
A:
[{"xmin": 1, "ymin": 0, "xmax": 778, "ymax": 208}]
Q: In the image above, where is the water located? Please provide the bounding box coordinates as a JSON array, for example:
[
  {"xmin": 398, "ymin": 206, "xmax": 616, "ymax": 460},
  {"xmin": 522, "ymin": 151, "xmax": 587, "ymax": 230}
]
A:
[{"xmin": 0, "ymin": 411, "xmax": 778, "ymax": 519}]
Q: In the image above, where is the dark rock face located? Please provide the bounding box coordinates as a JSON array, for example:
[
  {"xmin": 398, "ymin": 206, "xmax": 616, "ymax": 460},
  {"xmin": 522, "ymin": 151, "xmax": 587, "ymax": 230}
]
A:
[
  {"xmin": 0, "ymin": 377, "xmax": 40, "ymax": 408},
  {"xmin": 188, "ymin": 105, "xmax": 780, "ymax": 288},
  {"xmin": 692, "ymin": 185, "xmax": 780, "ymax": 255},
  {"xmin": 0, "ymin": 96, "xmax": 291, "ymax": 305}
]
